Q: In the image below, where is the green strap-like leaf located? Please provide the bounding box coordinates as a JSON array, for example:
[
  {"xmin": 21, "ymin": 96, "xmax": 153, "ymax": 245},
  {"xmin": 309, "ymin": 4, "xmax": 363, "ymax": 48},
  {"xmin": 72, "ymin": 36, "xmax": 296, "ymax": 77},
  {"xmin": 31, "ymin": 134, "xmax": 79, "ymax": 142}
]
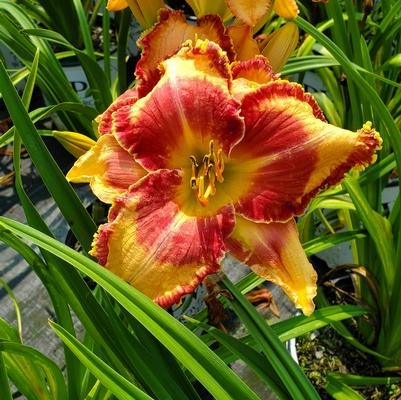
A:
[
  {"xmin": 220, "ymin": 278, "xmax": 320, "ymax": 400},
  {"xmin": 0, "ymin": 59, "xmax": 97, "ymax": 252},
  {"xmin": 0, "ymin": 352, "xmax": 12, "ymax": 400},
  {"xmin": 50, "ymin": 322, "xmax": 154, "ymax": 400},
  {"xmin": 0, "ymin": 217, "xmax": 260, "ymax": 400},
  {"xmin": 0, "ymin": 341, "xmax": 68, "ymax": 400},
  {"xmin": 325, "ymin": 373, "xmax": 365, "ymax": 400}
]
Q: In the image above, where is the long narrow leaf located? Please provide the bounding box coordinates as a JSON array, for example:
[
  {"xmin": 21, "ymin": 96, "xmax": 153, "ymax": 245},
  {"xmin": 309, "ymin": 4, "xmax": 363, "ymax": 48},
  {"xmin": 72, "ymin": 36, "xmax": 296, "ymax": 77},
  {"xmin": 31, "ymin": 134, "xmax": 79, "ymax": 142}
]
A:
[
  {"xmin": 0, "ymin": 352, "xmax": 12, "ymax": 400},
  {"xmin": 50, "ymin": 322, "xmax": 153, "ymax": 400},
  {"xmin": 186, "ymin": 317, "xmax": 290, "ymax": 399},
  {"xmin": 0, "ymin": 217, "xmax": 260, "ymax": 400},
  {"xmin": 220, "ymin": 278, "xmax": 320, "ymax": 399},
  {"xmin": 325, "ymin": 374, "xmax": 364, "ymax": 400},
  {"xmin": 0, "ymin": 59, "xmax": 97, "ymax": 252},
  {"xmin": 0, "ymin": 341, "xmax": 67, "ymax": 400}
]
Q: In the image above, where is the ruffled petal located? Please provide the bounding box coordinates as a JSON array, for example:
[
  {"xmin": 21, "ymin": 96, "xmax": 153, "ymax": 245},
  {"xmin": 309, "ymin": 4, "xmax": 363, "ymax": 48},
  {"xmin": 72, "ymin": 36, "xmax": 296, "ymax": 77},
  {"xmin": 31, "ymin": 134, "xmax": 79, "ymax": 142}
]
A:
[
  {"xmin": 258, "ymin": 22, "xmax": 299, "ymax": 72},
  {"xmin": 185, "ymin": 0, "xmax": 232, "ymax": 20},
  {"xmin": 113, "ymin": 40, "xmax": 244, "ymax": 172},
  {"xmin": 227, "ymin": 25, "xmax": 259, "ymax": 61},
  {"xmin": 229, "ymin": 80, "xmax": 381, "ymax": 222},
  {"xmin": 107, "ymin": 0, "xmax": 129, "ymax": 11},
  {"xmin": 226, "ymin": 216, "xmax": 317, "ymax": 315},
  {"xmin": 91, "ymin": 169, "xmax": 235, "ymax": 308},
  {"xmin": 273, "ymin": 0, "xmax": 299, "ymax": 19},
  {"xmin": 227, "ymin": 0, "xmax": 272, "ymax": 26},
  {"xmin": 126, "ymin": 0, "xmax": 165, "ymax": 29},
  {"xmin": 66, "ymin": 134, "xmax": 146, "ymax": 203},
  {"xmin": 96, "ymin": 87, "xmax": 138, "ymax": 136},
  {"xmin": 232, "ymin": 55, "xmax": 279, "ymax": 100},
  {"xmin": 135, "ymin": 9, "xmax": 235, "ymax": 96}
]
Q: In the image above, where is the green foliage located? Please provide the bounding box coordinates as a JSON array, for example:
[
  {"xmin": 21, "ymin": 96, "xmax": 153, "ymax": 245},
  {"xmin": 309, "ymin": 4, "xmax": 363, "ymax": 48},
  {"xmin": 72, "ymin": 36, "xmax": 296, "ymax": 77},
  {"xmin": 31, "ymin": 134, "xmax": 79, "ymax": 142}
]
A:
[{"xmin": 1, "ymin": 0, "xmax": 401, "ymax": 398}]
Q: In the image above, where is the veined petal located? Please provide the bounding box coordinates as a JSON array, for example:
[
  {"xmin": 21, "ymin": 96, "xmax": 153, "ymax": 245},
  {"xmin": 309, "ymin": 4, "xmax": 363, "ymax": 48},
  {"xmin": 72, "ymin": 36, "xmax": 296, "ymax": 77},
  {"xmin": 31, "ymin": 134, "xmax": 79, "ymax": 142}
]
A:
[
  {"xmin": 126, "ymin": 0, "xmax": 165, "ymax": 29},
  {"xmin": 91, "ymin": 169, "xmax": 235, "ymax": 308},
  {"xmin": 229, "ymin": 80, "xmax": 381, "ymax": 222},
  {"xmin": 113, "ymin": 40, "xmax": 244, "ymax": 172},
  {"xmin": 227, "ymin": 0, "xmax": 272, "ymax": 26},
  {"xmin": 185, "ymin": 0, "xmax": 232, "ymax": 20},
  {"xmin": 232, "ymin": 55, "xmax": 279, "ymax": 100},
  {"xmin": 273, "ymin": 0, "xmax": 299, "ymax": 19},
  {"xmin": 66, "ymin": 134, "xmax": 146, "ymax": 203},
  {"xmin": 226, "ymin": 216, "xmax": 317, "ymax": 315},
  {"xmin": 96, "ymin": 87, "xmax": 138, "ymax": 136},
  {"xmin": 258, "ymin": 22, "xmax": 299, "ymax": 72},
  {"xmin": 107, "ymin": 0, "xmax": 129, "ymax": 11},
  {"xmin": 227, "ymin": 25, "xmax": 260, "ymax": 61},
  {"xmin": 135, "ymin": 9, "xmax": 235, "ymax": 96}
]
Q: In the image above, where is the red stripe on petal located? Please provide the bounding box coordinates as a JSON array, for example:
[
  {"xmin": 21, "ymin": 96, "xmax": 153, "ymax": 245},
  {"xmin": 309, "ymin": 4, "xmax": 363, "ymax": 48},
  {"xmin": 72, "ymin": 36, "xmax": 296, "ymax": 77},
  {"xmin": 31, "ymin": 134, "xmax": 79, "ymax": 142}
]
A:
[
  {"xmin": 228, "ymin": 81, "xmax": 380, "ymax": 222},
  {"xmin": 91, "ymin": 169, "xmax": 235, "ymax": 308},
  {"xmin": 113, "ymin": 42, "xmax": 244, "ymax": 171}
]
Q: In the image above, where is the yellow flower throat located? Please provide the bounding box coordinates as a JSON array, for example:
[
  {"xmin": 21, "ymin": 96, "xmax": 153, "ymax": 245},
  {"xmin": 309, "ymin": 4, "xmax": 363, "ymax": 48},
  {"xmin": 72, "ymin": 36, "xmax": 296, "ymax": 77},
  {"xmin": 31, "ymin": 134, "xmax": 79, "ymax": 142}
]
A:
[{"xmin": 190, "ymin": 140, "xmax": 224, "ymax": 207}]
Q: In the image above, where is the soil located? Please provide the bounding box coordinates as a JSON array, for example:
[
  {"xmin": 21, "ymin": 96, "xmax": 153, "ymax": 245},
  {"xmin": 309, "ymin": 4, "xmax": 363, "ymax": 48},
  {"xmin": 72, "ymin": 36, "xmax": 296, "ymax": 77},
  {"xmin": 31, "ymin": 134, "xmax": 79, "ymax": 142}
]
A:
[
  {"xmin": 297, "ymin": 327, "xmax": 401, "ymax": 399},
  {"xmin": 296, "ymin": 275, "xmax": 401, "ymax": 400}
]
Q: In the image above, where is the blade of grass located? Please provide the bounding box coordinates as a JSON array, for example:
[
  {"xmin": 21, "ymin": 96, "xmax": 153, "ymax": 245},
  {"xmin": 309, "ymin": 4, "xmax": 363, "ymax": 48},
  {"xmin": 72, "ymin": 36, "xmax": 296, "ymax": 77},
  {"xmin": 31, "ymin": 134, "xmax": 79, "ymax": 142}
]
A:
[
  {"xmin": 0, "ymin": 3, "xmax": 91, "ymax": 132},
  {"xmin": 23, "ymin": 28, "xmax": 112, "ymax": 111},
  {"xmin": 343, "ymin": 177, "xmax": 395, "ymax": 298},
  {"xmin": 282, "ymin": 55, "xmax": 339, "ymax": 75},
  {"xmin": 117, "ymin": 9, "xmax": 132, "ymax": 94},
  {"xmin": 185, "ymin": 317, "xmax": 291, "ymax": 400},
  {"xmin": 0, "ymin": 278, "xmax": 22, "ymax": 342},
  {"xmin": 328, "ymin": 372, "xmax": 401, "ymax": 386},
  {"xmin": 50, "ymin": 322, "xmax": 154, "ymax": 400},
  {"xmin": 13, "ymin": 48, "xmax": 82, "ymax": 400},
  {"xmin": 120, "ymin": 306, "xmax": 201, "ymax": 400},
  {"xmin": 102, "ymin": 1, "xmax": 111, "ymax": 86},
  {"xmin": 0, "ymin": 102, "xmax": 98, "ymax": 147},
  {"xmin": 325, "ymin": 374, "xmax": 364, "ymax": 400},
  {"xmin": 0, "ymin": 59, "xmax": 97, "ymax": 251},
  {"xmin": 303, "ymin": 230, "xmax": 367, "ymax": 256},
  {"xmin": 0, "ymin": 352, "xmax": 12, "ymax": 400},
  {"xmin": 72, "ymin": 0, "xmax": 95, "ymax": 58},
  {"xmin": 0, "ymin": 218, "xmax": 260, "ymax": 400},
  {"xmin": 212, "ymin": 305, "xmax": 370, "ymax": 365},
  {"xmin": 220, "ymin": 277, "xmax": 320, "ymax": 400},
  {"xmin": 0, "ymin": 341, "xmax": 67, "ymax": 400},
  {"xmin": 272, "ymin": 305, "xmax": 369, "ymax": 342}
]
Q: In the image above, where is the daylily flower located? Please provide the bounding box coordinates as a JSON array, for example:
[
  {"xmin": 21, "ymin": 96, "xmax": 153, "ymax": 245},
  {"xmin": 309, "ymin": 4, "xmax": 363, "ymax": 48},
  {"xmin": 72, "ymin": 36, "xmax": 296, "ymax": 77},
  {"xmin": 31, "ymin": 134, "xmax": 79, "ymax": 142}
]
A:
[{"xmin": 67, "ymin": 40, "xmax": 381, "ymax": 315}]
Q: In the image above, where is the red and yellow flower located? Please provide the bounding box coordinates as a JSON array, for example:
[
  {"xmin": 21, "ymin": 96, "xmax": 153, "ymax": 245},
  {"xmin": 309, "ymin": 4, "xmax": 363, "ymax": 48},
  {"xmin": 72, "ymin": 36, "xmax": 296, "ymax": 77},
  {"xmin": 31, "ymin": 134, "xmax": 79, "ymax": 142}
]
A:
[{"xmin": 67, "ymin": 40, "xmax": 381, "ymax": 315}]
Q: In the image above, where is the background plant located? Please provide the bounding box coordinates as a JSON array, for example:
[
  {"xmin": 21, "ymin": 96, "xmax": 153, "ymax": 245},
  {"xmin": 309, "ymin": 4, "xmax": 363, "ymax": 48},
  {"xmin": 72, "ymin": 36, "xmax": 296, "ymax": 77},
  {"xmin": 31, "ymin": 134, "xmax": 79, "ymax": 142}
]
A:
[
  {"xmin": 1, "ymin": 0, "xmax": 401, "ymax": 399},
  {"xmin": 268, "ymin": 0, "xmax": 401, "ymax": 395}
]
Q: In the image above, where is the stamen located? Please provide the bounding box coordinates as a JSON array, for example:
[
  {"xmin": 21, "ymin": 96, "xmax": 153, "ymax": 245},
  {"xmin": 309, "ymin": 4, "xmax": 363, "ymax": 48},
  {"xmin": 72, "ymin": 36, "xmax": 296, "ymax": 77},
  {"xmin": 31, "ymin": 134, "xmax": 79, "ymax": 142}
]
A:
[{"xmin": 189, "ymin": 140, "xmax": 225, "ymax": 207}]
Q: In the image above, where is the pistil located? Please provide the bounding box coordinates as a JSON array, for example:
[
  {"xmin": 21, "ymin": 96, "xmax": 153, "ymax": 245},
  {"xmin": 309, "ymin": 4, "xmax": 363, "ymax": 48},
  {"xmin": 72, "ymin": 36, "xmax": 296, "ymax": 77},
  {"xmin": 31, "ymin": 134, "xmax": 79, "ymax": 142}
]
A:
[{"xmin": 189, "ymin": 140, "xmax": 224, "ymax": 206}]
